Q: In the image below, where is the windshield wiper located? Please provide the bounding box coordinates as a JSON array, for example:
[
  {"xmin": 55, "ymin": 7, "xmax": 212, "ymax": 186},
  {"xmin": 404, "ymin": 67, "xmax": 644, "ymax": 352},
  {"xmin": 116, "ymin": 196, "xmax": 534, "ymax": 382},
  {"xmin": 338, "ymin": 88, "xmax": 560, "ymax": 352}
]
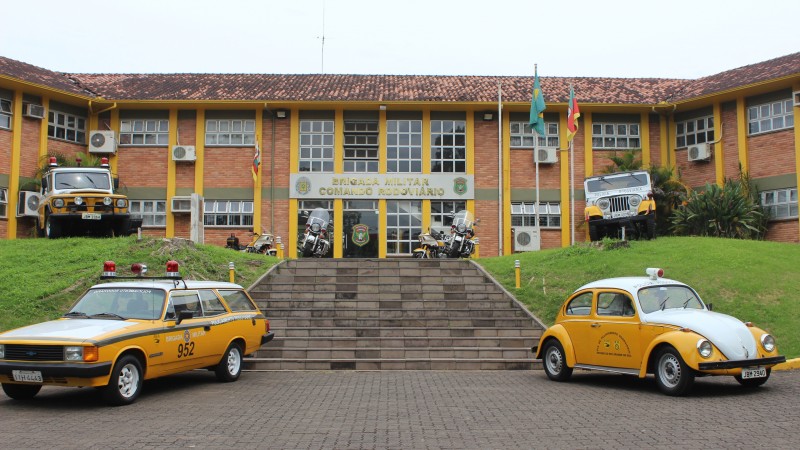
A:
[
  {"xmin": 63, "ymin": 311, "xmax": 89, "ymax": 318},
  {"xmin": 682, "ymin": 298, "xmax": 697, "ymax": 309},
  {"xmin": 659, "ymin": 297, "xmax": 671, "ymax": 311},
  {"xmin": 90, "ymin": 312, "xmax": 125, "ymax": 320},
  {"xmin": 629, "ymin": 172, "xmax": 643, "ymax": 183}
]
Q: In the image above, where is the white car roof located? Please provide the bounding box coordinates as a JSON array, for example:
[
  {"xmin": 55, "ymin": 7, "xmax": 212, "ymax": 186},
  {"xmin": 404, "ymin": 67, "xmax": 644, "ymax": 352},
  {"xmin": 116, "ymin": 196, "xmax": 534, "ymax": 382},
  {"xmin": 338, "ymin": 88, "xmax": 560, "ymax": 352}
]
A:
[
  {"xmin": 576, "ymin": 276, "xmax": 690, "ymax": 298},
  {"xmin": 91, "ymin": 280, "xmax": 244, "ymax": 291}
]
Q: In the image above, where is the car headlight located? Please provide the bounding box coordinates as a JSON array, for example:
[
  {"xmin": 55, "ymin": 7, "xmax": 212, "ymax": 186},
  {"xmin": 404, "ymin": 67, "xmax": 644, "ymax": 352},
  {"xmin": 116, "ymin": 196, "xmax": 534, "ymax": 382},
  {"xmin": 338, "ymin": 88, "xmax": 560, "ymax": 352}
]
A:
[
  {"xmin": 761, "ymin": 334, "xmax": 776, "ymax": 352},
  {"xmin": 697, "ymin": 339, "xmax": 713, "ymax": 358},
  {"xmin": 53, "ymin": 198, "xmax": 65, "ymax": 208},
  {"xmin": 115, "ymin": 198, "xmax": 127, "ymax": 208},
  {"xmin": 0, "ymin": 344, "xmax": 5, "ymax": 359},
  {"xmin": 597, "ymin": 199, "xmax": 610, "ymax": 211},
  {"xmin": 629, "ymin": 195, "xmax": 642, "ymax": 208},
  {"xmin": 64, "ymin": 346, "xmax": 84, "ymax": 361},
  {"xmin": 74, "ymin": 196, "xmax": 84, "ymax": 206},
  {"xmin": 103, "ymin": 197, "xmax": 113, "ymax": 206}
]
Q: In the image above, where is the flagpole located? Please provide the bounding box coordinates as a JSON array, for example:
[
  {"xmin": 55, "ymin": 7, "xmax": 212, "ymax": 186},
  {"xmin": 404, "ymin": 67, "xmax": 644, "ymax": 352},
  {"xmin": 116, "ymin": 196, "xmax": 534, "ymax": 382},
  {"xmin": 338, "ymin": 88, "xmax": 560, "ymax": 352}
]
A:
[{"xmin": 497, "ymin": 81, "xmax": 503, "ymax": 256}]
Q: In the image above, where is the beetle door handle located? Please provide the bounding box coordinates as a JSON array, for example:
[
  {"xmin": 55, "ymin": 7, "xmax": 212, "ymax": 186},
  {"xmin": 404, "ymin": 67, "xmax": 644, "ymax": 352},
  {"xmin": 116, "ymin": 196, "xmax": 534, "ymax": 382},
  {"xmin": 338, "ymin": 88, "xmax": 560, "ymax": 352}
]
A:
[{"xmin": 204, "ymin": 326, "xmax": 211, "ymax": 332}]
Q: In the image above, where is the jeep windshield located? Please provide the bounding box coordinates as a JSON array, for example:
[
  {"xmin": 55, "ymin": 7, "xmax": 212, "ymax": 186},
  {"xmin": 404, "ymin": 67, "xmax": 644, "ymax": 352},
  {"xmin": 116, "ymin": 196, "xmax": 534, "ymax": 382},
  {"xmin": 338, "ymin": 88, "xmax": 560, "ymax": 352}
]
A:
[
  {"xmin": 54, "ymin": 172, "xmax": 112, "ymax": 190},
  {"xmin": 586, "ymin": 172, "xmax": 649, "ymax": 193}
]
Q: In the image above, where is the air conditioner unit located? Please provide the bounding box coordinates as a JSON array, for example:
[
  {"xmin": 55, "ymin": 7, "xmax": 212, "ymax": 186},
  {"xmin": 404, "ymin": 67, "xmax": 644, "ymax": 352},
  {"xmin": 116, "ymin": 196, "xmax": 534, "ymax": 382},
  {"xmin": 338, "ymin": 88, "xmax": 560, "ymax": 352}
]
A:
[
  {"xmin": 171, "ymin": 196, "xmax": 192, "ymax": 213},
  {"xmin": 535, "ymin": 147, "xmax": 558, "ymax": 164},
  {"xmin": 88, "ymin": 130, "xmax": 117, "ymax": 154},
  {"xmin": 514, "ymin": 226, "xmax": 540, "ymax": 252},
  {"xmin": 793, "ymin": 91, "xmax": 800, "ymax": 107},
  {"xmin": 17, "ymin": 191, "xmax": 42, "ymax": 217},
  {"xmin": 23, "ymin": 104, "xmax": 45, "ymax": 119},
  {"xmin": 172, "ymin": 145, "xmax": 196, "ymax": 162},
  {"xmin": 687, "ymin": 143, "xmax": 711, "ymax": 162}
]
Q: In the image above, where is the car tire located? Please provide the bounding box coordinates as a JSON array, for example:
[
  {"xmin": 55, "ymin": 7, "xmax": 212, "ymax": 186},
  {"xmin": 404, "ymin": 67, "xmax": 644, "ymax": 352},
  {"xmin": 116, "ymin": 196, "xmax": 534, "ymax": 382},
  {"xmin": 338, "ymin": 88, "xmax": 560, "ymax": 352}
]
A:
[
  {"xmin": 735, "ymin": 368, "xmax": 771, "ymax": 388},
  {"xmin": 215, "ymin": 342, "xmax": 243, "ymax": 382},
  {"xmin": 646, "ymin": 216, "xmax": 657, "ymax": 240},
  {"xmin": 542, "ymin": 340, "xmax": 573, "ymax": 381},
  {"xmin": 45, "ymin": 213, "xmax": 61, "ymax": 239},
  {"xmin": 588, "ymin": 223, "xmax": 600, "ymax": 242},
  {"xmin": 2, "ymin": 383, "xmax": 42, "ymax": 400},
  {"xmin": 654, "ymin": 347, "xmax": 695, "ymax": 396},
  {"xmin": 102, "ymin": 355, "xmax": 144, "ymax": 406}
]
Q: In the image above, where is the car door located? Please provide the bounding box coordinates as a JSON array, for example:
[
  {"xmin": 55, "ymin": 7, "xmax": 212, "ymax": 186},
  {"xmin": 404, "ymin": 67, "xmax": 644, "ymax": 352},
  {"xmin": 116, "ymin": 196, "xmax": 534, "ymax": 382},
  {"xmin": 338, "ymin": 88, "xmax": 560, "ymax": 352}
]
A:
[
  {"xmin": 588, "ymin": 291, "xmax": 642, "ymax": 370},
  {"xmin": 558, "ymin": 291, "xmax": 597, "ymax": 365},
  {"xmin": 158, "ymin": 291, "xmax": 214, "ymax": 374}
]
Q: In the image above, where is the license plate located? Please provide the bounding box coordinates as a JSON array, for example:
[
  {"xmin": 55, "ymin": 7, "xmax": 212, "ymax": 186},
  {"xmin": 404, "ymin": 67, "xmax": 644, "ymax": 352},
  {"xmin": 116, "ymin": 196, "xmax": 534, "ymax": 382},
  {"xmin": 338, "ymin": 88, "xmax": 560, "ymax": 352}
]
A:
[
  {"xmin": 12, "ymin": 370, "xmax": 43, "ymax": 383},
  {"xmin": 82, "ymin": 213, "xmax": 102, "ymax": 220},
  {"xmin": 611, "ymin": 211, "xmax": 632, "ymax": 218},
  {"xmin": 741, "ymin": 367, "xmax": 767, "ymax": 379}
]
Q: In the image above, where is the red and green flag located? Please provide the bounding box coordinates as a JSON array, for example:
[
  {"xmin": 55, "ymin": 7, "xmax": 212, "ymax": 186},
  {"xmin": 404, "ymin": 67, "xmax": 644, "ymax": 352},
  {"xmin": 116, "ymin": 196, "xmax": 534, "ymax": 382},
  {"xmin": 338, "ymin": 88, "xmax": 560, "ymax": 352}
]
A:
[
  {"xmin": 529, "ymin": 66, "xmax": 547, "ymax": 136},
  {"xmin": 567, "ymin": 86, "xmax": 581, "ymax": 142},
  {"xmin": 252, "ymin": 140, "xmax": 261, "ymax": 182}
]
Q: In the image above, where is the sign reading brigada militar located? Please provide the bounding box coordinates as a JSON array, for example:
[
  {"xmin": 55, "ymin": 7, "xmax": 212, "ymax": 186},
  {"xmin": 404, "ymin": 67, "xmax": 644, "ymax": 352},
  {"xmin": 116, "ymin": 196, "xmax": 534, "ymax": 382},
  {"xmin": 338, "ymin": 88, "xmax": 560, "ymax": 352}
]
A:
[{"xmin": 290, "ymin": 174, "xmax": 474, "ymax": 200}]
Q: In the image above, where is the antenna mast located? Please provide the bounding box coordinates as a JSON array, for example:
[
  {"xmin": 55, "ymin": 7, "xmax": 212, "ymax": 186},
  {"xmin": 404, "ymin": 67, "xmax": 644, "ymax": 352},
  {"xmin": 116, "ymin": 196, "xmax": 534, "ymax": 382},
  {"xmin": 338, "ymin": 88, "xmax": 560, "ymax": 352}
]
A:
[{"xmin": 320, "ymin": 0, "xmax": 326, "ymax": 73}]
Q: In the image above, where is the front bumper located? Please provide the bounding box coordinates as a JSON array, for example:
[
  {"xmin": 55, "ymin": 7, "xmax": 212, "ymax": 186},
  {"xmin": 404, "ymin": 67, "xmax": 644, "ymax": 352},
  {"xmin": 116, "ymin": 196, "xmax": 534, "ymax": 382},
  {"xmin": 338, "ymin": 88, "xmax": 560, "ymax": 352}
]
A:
[
  {"xmin": 0, "ymin": 360, "xmax": 112, "ymax": 378},
  {"xmin": 591, "ymin": 214, "xmax": 651, "ymax": 227},
  {"xmin": 698, "ymin": 355, "xmax": 786, "ymax": 370}
]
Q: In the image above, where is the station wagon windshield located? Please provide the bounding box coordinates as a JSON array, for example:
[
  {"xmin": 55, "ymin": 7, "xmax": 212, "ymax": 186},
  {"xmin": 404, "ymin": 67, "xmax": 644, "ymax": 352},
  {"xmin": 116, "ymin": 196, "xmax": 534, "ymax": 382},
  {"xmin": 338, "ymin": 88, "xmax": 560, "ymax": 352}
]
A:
[
  {"xmin": 638, "ymin": 285, "xmax": 703, "ymax": 314},
  {"xmin": 68, "ymin": 288, "xmax": 166, "ymax": 320},
  {"xmin": 586, "ymin": 173, "xmax": 648, "ymax": 193},
  {"xmin": 54, "ymin": 172, "xmax": 111, "ymax": 190}
]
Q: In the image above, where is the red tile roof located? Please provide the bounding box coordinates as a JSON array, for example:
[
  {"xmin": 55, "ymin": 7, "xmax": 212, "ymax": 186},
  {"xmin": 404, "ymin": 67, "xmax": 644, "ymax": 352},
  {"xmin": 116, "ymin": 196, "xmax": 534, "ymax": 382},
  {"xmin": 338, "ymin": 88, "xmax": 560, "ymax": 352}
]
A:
[{"xmin": 1, "ymin": 53, "xmax": 798, "ymax": 105}]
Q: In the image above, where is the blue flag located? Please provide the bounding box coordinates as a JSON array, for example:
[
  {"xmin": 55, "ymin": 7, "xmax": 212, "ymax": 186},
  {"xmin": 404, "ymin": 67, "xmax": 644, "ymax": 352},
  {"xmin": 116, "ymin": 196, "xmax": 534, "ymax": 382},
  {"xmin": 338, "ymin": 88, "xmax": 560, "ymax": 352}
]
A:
[{"xmin": 529, "ymin": 67, "xmax": 546, "ymax": 136}]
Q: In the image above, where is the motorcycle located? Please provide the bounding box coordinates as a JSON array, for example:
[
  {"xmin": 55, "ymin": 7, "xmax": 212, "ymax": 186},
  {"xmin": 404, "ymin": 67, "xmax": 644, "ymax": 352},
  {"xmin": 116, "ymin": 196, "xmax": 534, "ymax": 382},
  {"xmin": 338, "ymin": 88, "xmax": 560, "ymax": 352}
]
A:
[
  {"xmin": 445, "ymin": 210, "xmax": 478, "ymax": 258},
  {"xmin": 244, "ymin": 231, "xmax": 277, "ymax": 256},
  {"xmin": 298, "ymin": 208, "xmax": 331, "ymax": 258},
  {"xmin": 413, "ymin": 229, "xmax": 448, "ymax": 259}
]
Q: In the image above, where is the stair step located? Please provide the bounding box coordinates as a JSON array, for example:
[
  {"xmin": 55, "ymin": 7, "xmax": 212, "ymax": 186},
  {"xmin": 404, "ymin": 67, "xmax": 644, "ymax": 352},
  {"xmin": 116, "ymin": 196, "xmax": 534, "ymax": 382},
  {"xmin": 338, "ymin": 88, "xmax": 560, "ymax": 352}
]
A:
[{"xmin": 268, "ymin": 336, "xmax": 539, "ymax": 348}]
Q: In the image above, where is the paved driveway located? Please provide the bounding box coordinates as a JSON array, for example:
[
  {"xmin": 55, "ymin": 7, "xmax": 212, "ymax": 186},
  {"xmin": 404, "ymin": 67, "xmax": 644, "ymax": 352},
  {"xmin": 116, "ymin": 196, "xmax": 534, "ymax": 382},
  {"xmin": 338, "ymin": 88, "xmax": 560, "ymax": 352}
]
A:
[{"xmin": 2, "ymin": 370, "xmax": 799, "ymax": 449}]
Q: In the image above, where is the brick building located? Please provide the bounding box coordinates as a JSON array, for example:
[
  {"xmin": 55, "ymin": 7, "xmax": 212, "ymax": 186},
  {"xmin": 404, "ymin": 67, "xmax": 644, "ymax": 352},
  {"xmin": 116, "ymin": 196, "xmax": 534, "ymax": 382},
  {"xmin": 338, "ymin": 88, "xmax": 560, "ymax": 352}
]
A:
[{"xmin": 1, "ymin": 53, "xmax": 798, "ymax": 257}]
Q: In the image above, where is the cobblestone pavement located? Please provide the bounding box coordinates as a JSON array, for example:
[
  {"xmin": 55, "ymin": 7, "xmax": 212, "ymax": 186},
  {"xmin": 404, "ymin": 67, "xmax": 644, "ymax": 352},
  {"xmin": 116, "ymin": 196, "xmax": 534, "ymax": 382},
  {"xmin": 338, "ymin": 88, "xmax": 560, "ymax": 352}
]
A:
[{"xmin": 2, "ymin": 370, "xmax": 799, "ymax": 449}]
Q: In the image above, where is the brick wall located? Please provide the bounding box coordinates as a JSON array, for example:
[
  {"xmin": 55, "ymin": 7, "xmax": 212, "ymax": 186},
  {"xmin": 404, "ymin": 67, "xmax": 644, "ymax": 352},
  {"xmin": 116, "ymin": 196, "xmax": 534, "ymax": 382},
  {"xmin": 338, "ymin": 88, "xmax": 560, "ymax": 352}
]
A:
[
  {"xmin": 765, "ymin": 220, "xmax": 799, "ymax": 243},
  {"xmin": 748, "ymin": 129, "xmax": 795, "ymax": 179}
]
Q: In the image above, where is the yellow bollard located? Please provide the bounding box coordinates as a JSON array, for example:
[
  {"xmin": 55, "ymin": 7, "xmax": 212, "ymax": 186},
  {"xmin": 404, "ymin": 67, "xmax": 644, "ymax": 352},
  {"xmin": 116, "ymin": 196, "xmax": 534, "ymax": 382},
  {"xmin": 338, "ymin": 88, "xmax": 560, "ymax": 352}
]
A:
[
  {"xmin": 515, "ymin": 260, "xmax": 521, "ymax": 289},
  {"xmin": 276, "ymin": 236, "xmax": 283, "ymax": 259},
  {"xmin": 473, "ymin": 237, "xmax": 480, "ymax": 258},
  {"xmin": 229, "ymin": 261, "xmax": 235, "ymax": 283}
]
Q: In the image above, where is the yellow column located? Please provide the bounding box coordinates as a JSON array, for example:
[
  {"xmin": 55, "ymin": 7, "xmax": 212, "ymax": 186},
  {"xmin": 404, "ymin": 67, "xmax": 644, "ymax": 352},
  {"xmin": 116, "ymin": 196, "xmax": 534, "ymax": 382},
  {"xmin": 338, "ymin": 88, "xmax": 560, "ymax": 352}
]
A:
[
  {"xmin": 333, "ymin": 198, "xmax": 343, "ymax": 258},
  {"xmin": 794, "ymin": 84, "xmax": 800, "ymax": 241},
  {"xmin": 109, "ymin": 109, "xmax": 120, "ymax": 175},
  {"xmin": 659, "ymin": 114, "xmax": 669, "ymax": 168},
  {"xmin": 640, "ymin": 112, "xmax": 650, "ymax": 168},
  {"xmin": 584, "ymin": 112, "xmax": 593, "ymax": 177},
  {"xmin": 502, "ymin": 110, "xmax": 512, "ymax": 255},
  {"xmin": 713, "ymin": 103, "xmax": 724, "ymax": 186},
  {"xmin": 288, "ymin": 109, "xmax": 299, "ymax": 258},
  {"xmin": 195, "ymin": 108, "xmax": 205, "ymax": 195},
  {"xmin": 736, "ymin": 97, "xmax": 749, "ymax": 173},
  {"xmin": 165, "ymin": 109, "xmax": 178, "ymax": 237},
  {"xmin": 6, "ymin": 91, "xmax": 23, "ymax": 239},
  {"xmin": 559, "ymin": 112, "xmax": 570, "ymax": 248},
  {"xmin": 253, "ymin": 108, "xmax": 263, "ymax": 234},
  {"xmin": 378, "ymin": 199, "xmax": 387, "ymax": 258}
]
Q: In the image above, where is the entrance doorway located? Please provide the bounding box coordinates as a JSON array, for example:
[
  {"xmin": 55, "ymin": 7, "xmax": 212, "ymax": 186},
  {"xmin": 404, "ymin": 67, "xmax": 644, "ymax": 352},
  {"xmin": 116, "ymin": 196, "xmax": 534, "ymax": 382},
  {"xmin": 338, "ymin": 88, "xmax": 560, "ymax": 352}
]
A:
[{"xmin": 343, "ymin": 200, "xmax": 379, "ymax": 258}]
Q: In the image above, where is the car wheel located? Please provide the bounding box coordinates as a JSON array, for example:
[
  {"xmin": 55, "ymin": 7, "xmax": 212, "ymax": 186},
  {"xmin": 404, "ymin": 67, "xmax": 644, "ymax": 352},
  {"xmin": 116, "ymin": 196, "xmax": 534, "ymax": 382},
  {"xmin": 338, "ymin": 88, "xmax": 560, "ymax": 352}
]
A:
[
  {"xmin": 654, "ymin": 347, "xmax": 695, "ymax": 396},
  {"xmin": 215, "ymin": 342, "xmax": 243, "ymax": 382},
  {"xmin": 102, "ymin": 355, "xmax": 143, "ymax": 406},
  {"xmin": 45, "ymin": 214, "xmax": 61, "ymax": 239},
  {"xmin": 542, "ymin": 340, "xmax": 573, "ymax": 381},
  {"xmin": 2, "ymin": 383, "xmax": 42, "ymax": 400},
  {"xmin": 646, "ymin": 216, "xmax": 657, "ymax": 240},
  {"xmin": 735, "ymin": 368, "xmax": 771, "ymax": 388}
]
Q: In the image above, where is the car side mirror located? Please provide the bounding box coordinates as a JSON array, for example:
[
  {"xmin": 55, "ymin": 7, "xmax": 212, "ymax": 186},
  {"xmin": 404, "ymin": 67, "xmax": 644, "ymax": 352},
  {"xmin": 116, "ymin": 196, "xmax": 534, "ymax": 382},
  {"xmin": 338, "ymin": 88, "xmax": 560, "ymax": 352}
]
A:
[
  {"xmin": 41, "ymin": 178, "xmax": 48, "ymax": 190},
  {"xmin": 176, "ymin": 310, "xmax": 193, "ymax": 325},
  {"xmin": 706, "ymin": 303, "xmax": 713, "ymax": 311},
  {"xmin": 113, "ymin": 178, "xmax": 120, "ymax": 189}
]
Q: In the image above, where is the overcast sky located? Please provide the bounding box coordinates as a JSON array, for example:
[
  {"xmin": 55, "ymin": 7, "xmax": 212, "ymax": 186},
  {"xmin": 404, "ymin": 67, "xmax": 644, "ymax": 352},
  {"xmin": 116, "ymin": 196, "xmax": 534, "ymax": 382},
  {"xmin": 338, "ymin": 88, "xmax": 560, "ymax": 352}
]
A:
[{"xmin": 2, "ymin": 0, "xmax": 798, "ymax": 79}]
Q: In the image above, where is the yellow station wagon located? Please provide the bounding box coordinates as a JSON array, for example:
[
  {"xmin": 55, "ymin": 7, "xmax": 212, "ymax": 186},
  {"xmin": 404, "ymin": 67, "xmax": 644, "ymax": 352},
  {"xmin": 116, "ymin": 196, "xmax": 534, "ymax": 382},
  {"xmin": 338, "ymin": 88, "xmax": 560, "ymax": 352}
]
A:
[
  {"xmin": 534, "ymin": 268, "xmax": 785, "ymax": 396},
  {"xmin": 0, "ymin": 261, "xmax": 273, "ymax": 405}
]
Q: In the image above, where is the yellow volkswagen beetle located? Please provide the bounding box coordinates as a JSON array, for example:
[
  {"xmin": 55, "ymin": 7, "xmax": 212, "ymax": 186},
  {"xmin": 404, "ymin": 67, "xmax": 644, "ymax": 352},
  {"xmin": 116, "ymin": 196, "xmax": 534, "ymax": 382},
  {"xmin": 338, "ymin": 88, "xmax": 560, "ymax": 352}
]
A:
[
  {"xmin": 0, "ymin": 261, "xmax": 273, "ymax": 405},
  {"xmin": 534, "ymin": 268, "xmax": 785, "ymax": 395}
]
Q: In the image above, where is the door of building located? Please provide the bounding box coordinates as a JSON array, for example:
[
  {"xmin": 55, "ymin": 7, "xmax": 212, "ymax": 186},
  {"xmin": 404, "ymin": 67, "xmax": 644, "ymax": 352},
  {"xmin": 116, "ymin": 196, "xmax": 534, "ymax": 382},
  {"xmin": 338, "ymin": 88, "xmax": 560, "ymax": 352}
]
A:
[{"xmin": 343, "ymin": 200, "xmax": 379, "ymax": 258}]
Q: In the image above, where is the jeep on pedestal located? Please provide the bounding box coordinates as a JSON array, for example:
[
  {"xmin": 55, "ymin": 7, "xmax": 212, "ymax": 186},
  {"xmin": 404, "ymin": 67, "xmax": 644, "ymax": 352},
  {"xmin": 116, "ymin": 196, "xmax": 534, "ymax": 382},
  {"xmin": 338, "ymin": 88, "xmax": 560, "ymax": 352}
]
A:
[
  {"xmin": 37, "ymin": 157, "xmax": 136, "ymax": 238},
  {"xmin": 584, "ymin": 170, "xmax": 656, "ymax": 241}
]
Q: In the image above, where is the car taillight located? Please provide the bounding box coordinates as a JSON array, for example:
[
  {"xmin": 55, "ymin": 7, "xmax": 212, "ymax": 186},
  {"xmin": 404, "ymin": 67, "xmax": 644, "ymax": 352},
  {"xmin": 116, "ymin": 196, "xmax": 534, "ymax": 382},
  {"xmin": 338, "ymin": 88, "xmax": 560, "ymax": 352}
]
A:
[{"xmin": 265, "ymin": 319, "xmax": 270, "ymax": 333}]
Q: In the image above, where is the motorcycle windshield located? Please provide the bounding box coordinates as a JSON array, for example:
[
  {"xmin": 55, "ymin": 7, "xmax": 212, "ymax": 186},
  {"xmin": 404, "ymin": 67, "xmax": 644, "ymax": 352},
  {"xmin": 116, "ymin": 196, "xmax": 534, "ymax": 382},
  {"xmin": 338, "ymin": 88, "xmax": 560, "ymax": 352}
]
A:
[
  {"xmin": 306, "ymin": 208, "xmax": 331, "ymax": 229},
  {"xmin": 452, "ymin": 210, "xmax": 474, "ymax": 230},
  {"xmin": 254, "ymin": 234, "xmax": 273, "ymax": 245}
]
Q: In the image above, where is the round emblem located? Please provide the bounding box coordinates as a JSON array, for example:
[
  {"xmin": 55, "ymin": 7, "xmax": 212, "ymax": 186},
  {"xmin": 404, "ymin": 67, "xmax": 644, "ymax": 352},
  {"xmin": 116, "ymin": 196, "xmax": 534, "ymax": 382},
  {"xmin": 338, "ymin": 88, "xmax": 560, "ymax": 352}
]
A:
[
  {"xmin": 296, "ymin": 177, "xmax": 312, "ymax": 196},
  {"xmin": 183, "ymin": 330, "xmax": 191, "ymax": 343}
]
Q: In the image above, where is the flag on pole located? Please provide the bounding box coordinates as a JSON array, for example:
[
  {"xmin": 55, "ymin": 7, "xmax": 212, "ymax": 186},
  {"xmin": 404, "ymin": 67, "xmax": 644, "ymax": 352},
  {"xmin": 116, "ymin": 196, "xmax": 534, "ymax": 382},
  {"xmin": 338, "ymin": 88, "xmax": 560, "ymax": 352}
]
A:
[
  {"xmin": 567, "ymin": 86, "xmax": 581, "ymax": 142},
  {"xmin": 252, "ymin": 140, "xmax": 261, "ymax": 182},
  {"xmin": 529, "ymin": 66, "xmax": 546, "ymax": 136}
]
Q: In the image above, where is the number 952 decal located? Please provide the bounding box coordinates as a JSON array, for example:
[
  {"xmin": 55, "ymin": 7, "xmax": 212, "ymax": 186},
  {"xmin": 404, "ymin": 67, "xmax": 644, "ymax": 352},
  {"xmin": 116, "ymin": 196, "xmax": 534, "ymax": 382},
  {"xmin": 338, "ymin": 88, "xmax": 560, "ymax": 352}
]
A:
[{"xmin": 177, "ymin": 342, "xmax": 195, "ymax": 358}]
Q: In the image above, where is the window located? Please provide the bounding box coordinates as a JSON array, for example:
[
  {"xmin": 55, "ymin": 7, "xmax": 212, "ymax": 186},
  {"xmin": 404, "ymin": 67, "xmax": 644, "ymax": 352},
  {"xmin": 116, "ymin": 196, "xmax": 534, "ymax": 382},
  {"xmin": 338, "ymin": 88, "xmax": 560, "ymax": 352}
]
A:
[
  {"xmin": 0, "ymin": 99, "xmax": 11, "ymax": 129},
  {"xmin": 203, "ymin": 200, "xmax": 254, "ymax": 227},
  {"xmin": 510, "ymin": 121, "xmax": 559, "ymax": 148},
  {"xmin": 592, "ymin": 122, "xmax": 640, "ymax": 149},
  {"xmin": 0, "ymin": 188, "xmax": 7, "ymax": 218},
  {"xmin": 299, "ymin": 120, "xmax": 334, "ymax": 172},
  {"xmin": 387, "ymin": 120, "xmax": 422, "ymax": 173},
  {"xmin": 386, "ymin": 200, "xmax": 422, "ymax": 255},
  {"xmin": 565, "ymin": 292, "xmax": 592, "ymax": 316},
  {"xmin": 205, "ymin": 119, "xmax": 256, "ymax": 146},
  {"xmin": 48, "ymin": 110, "xmax": 87, "ymax": 144},
  {"xmin": 510, "ymin": 202, "xmax": 561, "ymax": 228},
  {"xmin": 198, "ymin": 290, "xmax": 228, "ymax": 316},
  {"xmin": 430, "ymin": 120, "xmax": 466, "ymax": 173},
  {"xmin": 344, "ymin": 121, "xmax": 378, "ymax": 172},
  {"xmin": 430, "ymin": 200, "xmax": 466, "ymax": 229},
  {"xmin": 597, "ymin": 293, "xmax": 634, "ymax": 317},
  {"xmin": 130, "ymin": 200, "xmax": 167, "ymax": 227},
  {"xmin": 761, "ymin": 188, "xmax": 798, "ymax": 220},
  {"xmin": 676, "ymin": 116, "xmax": 714, "ymax": 148},
  {"xmin": 748, "ymin": 99, "xmax": 794, "ymax": 135},
  {"xmin": 218, "ymin": 290, "xmax": 258, "ymax": 311},
  {"xmin": 119, "ymin": 119, "xmax": 169, "ymax": 146}
]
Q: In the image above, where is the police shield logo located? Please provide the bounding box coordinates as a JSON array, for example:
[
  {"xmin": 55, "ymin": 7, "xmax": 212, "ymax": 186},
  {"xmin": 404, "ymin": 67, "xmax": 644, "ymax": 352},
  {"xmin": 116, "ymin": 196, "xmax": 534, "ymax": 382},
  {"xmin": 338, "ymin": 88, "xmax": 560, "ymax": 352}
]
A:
[
  {"xmin": 296, "ymin": 176, "xmax": 311, "ymax": 196},
  {"xmin": 453, "ymin": 177, "xmax": 468, "ymax": 196},
  {"xmin": 352, "ymin": 224, "xmax": 369, "ymax": 247}
]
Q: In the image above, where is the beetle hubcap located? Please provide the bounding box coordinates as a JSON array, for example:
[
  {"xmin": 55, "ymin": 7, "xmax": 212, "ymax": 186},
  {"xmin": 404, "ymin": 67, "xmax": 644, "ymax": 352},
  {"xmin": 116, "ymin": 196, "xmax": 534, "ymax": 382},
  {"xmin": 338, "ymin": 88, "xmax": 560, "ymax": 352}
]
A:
[
  {"xmin": 546, "ymin": 347, "xmax": 563, "ymax": 374},
  {"xmin": 117, "ymin": 363, "xmax": 139, "ymax": 398},
  {"xmin": 659, "ymin": 354, "xmax": 681, "ymax": 387}
]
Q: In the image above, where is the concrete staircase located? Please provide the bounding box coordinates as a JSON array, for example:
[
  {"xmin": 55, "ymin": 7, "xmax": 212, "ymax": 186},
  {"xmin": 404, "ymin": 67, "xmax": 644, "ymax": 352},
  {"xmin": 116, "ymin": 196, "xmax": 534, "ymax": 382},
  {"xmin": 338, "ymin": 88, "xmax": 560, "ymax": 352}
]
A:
[{"xmin": 245, "ymin": 258, "xmax": 545, "ymax": 370}]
